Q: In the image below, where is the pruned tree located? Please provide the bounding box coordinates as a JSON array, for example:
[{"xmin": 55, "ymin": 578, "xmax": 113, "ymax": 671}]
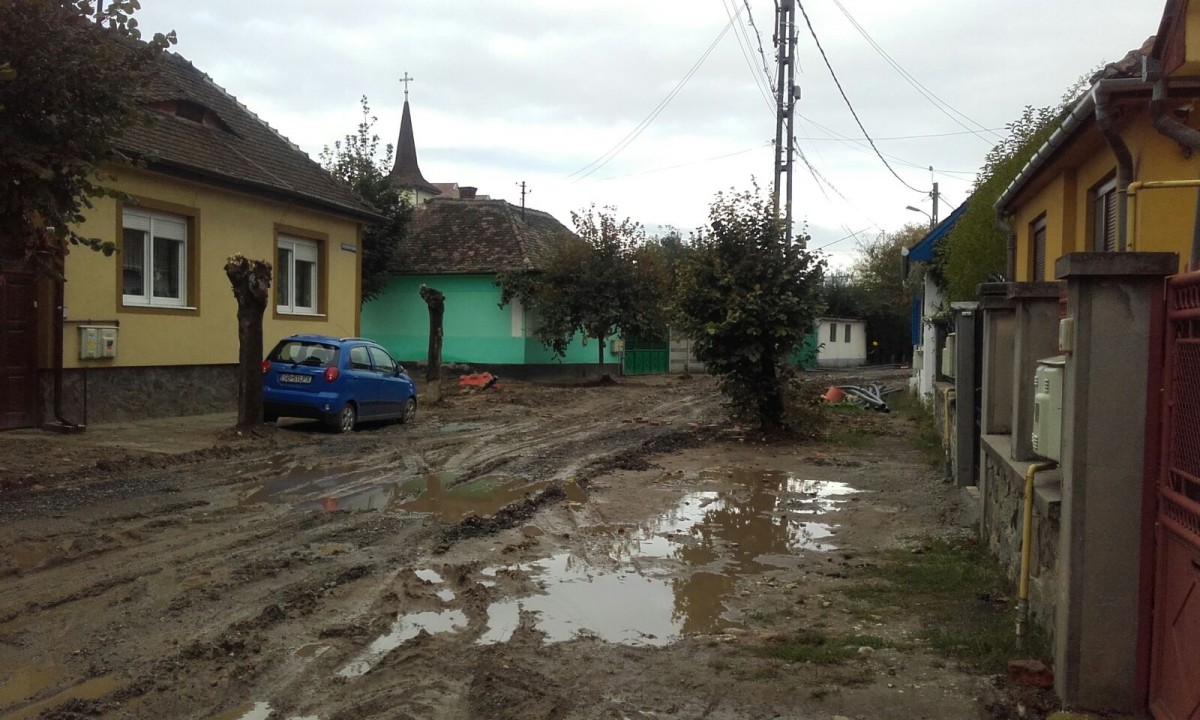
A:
[
  {"xmin": 320, "ymin": 96, "xmax": 411, "ymax": 303},
  {"xmin": 674, "ymin": 188, "xmax": 825, "ymax": 429},
  {"xmin": 419, "ymin": 284, "xmax": 445, "ymax": 403},
  {"xmin": 497, "ymin": 206, "xmax": 670, "ymax": 368},
  {"xmin": 0, "ymin": 0, "xmax": 175, "ymax": 269},
  {"xmin": 225, "ymin": 255, "xmax": 272, "ymax": 428}
]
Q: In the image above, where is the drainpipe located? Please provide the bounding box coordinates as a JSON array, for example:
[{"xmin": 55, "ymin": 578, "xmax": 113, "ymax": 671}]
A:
[
  {"xmin": 1149, "ymin": 79, "xmax": 1200, "ymax": 270},
  {"xmin": 1094, "ymin": 88, "xmax": 1134, "ymax": 252},
  {"xmin": 51, "ymin": 261, "xmax": 80, "ymax": 430},
  {"xmin": 1018, "ymin": 461, "xmax": 1058, "ymax": 647}
]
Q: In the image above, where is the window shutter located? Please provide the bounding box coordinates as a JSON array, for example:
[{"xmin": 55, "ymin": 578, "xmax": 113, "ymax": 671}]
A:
[
  {"xmin": 1102, "ymin": 188, "xmax": 1118, "ymax": 251},
  {"xmin": 1033, "ymin": 222, "xmax": 1047, "ymax": 281}
]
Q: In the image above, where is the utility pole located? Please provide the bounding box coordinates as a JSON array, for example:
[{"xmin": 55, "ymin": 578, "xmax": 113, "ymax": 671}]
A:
[
  {"xmin": 772, "ymin": 0, "xmax": 798, "ymax": 243},
  {"xmin": 930, "ymin": 178, "xmax": 940, "ymax": 228},
  {"xmin": 516, "ymin": 181, "xmax": 530, "ymax": 220}
]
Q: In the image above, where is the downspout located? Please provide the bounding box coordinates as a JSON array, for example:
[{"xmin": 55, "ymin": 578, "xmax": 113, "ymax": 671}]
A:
[
  {"xmin": 51, "ymin": 259, "xmax": 80, "ymax": 430},
  {"xmin": 1149, "ymin": 79, "xmax": 1200, "ymax": 270},
  {"xmin": 1094, "ymin": 87, "xmax": 1135, "ymax": 252}
]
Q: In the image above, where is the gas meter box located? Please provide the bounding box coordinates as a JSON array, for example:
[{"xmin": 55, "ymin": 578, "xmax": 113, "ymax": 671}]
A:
[
  {"xmin": 1032, "ymin": 355, "xmax": 1066, "ymax": 461},
  {"xmin": 941, "ymin": 333, "xmax": 957, "ymax": 379},
  {"xmin": 79, "ymin": 325, "xmax": 118, "ymax": 359}
]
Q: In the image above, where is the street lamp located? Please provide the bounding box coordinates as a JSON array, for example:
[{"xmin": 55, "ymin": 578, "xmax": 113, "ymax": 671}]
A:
[{"xmin": 906, "ymin": 205, "xmax": 934, "ymax": 230}]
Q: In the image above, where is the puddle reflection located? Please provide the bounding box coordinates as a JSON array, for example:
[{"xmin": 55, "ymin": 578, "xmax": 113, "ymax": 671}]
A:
[{"xmin": 338, "ymin": 610, "xmax": 468, "ymax": 677}]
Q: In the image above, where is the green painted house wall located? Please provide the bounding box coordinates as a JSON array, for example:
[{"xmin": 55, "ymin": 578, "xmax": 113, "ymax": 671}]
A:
[{"xmin": 361, "ymin": 274, "xmax": 618, "ymax": 366}]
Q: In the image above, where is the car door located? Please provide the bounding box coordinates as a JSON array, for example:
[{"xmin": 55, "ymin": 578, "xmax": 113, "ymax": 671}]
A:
[
  {"xmin": 345, "ymin": 344, "xmax": 378, "ymax": 418},
  {"xmin": 367, "ymin": 345, "xmax": 407, "ymax": 417}
]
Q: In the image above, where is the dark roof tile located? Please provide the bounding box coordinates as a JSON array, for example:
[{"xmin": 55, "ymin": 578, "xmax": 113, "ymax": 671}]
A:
[{"xmin": 400, "ymin": 199, "xmax": 575, "ymax": 274}]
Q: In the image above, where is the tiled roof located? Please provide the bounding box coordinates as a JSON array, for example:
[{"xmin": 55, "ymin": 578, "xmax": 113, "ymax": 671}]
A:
[
  {"xmin": 399, "ymin": 198, "xmax": 576, "ymax": 274},
  {"xmin": 119, "ymin": 52, "xmax": 378, "ymax": 221},
  {"xmin": 1090, "ymin": 36, "xmax": 1156, "ymax": 82}
]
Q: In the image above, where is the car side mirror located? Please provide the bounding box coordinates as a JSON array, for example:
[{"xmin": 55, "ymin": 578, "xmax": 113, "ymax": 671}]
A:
[{"xmin": 396, "ymin": 366, "xmax": 406, "ymax": 376}]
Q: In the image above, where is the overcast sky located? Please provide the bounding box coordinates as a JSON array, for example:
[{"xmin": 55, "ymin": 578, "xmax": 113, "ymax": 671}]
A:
[{"xmin": 133, "ymin": 0, "xmax": 1160, "ymax": 269}]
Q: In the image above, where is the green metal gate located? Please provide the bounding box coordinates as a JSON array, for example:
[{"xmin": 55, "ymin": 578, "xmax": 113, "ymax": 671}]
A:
[{"xmin": 622, "ymin": 337, "xmax": 669, "ymax": 375}]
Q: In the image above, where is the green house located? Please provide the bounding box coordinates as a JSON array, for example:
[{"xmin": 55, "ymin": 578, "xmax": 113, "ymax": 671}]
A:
[{"xmin": 360, "ymin": 99, "xmax": 617, "ymax": 377}]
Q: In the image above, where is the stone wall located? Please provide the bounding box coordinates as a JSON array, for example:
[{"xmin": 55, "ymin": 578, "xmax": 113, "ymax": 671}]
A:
[
  {"xmin": 39, "ymin": 364, "xmax": 238, "ymax": 426},
  {"xmin": 980, "ymin": 434, "xmax": 1061, "ymax": 637}
]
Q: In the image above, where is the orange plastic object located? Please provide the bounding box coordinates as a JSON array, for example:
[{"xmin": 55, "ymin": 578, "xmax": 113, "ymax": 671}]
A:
[
  {"xmin": 822, "ymin": 386, "xmax": 846, "ymax": 403},
  {"xmin": 458, "ymin": 373, "xmax": 499, "ymax": 389}
]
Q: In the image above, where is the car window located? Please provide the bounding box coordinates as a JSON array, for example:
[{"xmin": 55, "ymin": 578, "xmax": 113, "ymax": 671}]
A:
[
  {"xmin": 348, "ymin": 346, "xmax": 371, "ymax": 371},
  {"xmin": 269, "ymin": 340, "xmax": 338, "ymax": 367},
  {"xmin": 368, "ymin": 346, "xmax": 396, "ymax": 374}
]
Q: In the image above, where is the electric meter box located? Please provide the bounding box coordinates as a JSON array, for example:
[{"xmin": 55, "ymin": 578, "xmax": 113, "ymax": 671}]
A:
[
  {"xmin": 79, "ymin": 325, "xmax": 118, "ymax": 359},
  {"xmin": 913, "ymin": 347, "xmax": 924, "ymax": 371},
  {"xmin": 941, "ymin": 333, "xmax": 957, "ymax": 379},
  {"xmin": 1032, "ymin": 355, "xmax": 1066, "ymax": 461}
]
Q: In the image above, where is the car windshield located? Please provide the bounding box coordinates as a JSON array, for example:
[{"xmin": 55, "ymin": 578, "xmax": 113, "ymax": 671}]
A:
[{"xmin": 269, "ymin": 341, "xmax": 339, "ymax": 367}]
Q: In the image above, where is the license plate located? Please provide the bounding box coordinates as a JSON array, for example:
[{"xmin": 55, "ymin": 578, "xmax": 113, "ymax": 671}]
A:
[{"xmin": 280, "ymin": 373, "xmax": 312, "ymax": 384}]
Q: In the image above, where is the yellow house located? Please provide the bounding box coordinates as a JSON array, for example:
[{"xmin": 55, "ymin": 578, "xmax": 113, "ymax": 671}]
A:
[
  {"xmin": 28, "ymin": 52, "xmax": 378, "ymax": 427},
  {"xmin": 996, "ymin": 0, "xmax": 1200, "ymax": 279}
]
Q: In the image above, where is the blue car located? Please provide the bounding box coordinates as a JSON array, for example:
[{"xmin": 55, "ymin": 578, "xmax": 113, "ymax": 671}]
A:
[{"xmin": 262, "ymin": 334, "xmax": 417, "ymax": 433}]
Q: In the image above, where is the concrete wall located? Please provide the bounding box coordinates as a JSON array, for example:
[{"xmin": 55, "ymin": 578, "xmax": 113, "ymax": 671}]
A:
[{"xmin": 40, "ymin": 364, "xmax": 237, "ymax": 425}]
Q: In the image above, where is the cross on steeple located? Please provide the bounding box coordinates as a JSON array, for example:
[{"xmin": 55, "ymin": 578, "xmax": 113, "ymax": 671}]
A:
[{"xmin": 400, "ymin": 72, "xmax": 414, "ymax": 101}]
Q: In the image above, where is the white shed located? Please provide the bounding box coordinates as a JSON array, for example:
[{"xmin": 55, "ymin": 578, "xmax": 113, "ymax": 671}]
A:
[{"xmin": 814, "ymin": 317, "xmax": 867, "ymax": 368}]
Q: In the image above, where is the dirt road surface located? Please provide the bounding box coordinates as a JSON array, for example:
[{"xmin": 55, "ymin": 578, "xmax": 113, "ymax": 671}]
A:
[{"xmin": 1, "ymin": 374, "xmax": 1045, "ymax": 719}]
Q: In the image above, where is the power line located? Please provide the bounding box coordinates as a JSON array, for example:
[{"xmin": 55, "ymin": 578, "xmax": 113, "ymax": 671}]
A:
[
  {"xmin": 830, "ymin": 0, "xmax": 1002, "ymax": 143},
  {"xmin": 794, "ymin": 1, "xmax": 924, "ymax": 194},
  {"xmin": 743, "ymin": 0, "xmax": 776, "ymax": 95},
  {"xmin": 812, "ymin": 226, "xmax": 872, "ymax": 251},
  {"xmin": 795, "ymin": 112, "xmax": 978, "ymax": 178},
  {"xmin": 793, "ymin": 127, "xmax": 1007, "ymax": 142},
  {"xmin": 565, "ymin": 7, "xmax": 742, "ymax": 182},
  {"xmin": 594, "ymin": 141, "xmax": 772, "ymax": 182},
  {"xmin": 721, "ymin": 0, "xmax": 776, "ymax": 117}
]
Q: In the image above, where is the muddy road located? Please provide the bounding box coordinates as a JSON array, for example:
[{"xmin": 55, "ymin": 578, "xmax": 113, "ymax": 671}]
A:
[{"xmin": 1, "ymin": 374, "xmax": 1035, "ymax": 719}]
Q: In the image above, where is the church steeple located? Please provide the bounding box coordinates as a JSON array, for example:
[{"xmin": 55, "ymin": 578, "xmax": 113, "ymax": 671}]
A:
[{"xmin": 389, "ymin": 73, "xmax": 440, "ymax": 197}]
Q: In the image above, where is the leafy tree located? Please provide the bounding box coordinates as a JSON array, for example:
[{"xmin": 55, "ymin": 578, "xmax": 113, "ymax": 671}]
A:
[
  {"xmin": 0, "ymin": 0, "xmax": 176, "ymax": 269},
  {"xmin": 934, "ymin": 78, "xmax": 1089, "ymax": 300},
  {"xmin": 851, "ymin": 224, "xmax": 925, "ymax": 362},
  {"xmin": 497, "ymin": 207, "xmax": 670, "ymax": 365},
  {"xmin": 674, "ymin": 188, "xmax": 825, "ymax": 429},
  {"xmin": 320, "ymin": 96, "xmax": 411, "ymax": 303}
]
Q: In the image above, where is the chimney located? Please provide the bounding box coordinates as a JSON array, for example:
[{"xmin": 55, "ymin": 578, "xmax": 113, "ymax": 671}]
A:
[{"xmin": 459, "ymin": 186, "xmax": 477, "ymax": 200}]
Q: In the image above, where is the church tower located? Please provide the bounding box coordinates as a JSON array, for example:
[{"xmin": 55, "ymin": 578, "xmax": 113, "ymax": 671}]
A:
[{"xmin": 389, "ymin": 73, "xmax": 441, "ymax": 205}]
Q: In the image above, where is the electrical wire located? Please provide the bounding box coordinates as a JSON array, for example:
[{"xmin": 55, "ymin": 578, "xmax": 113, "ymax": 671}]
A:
[
  {"xmin": 830, "ymin": 0, "xmax": 1002, "ymax": 143},
  {"xmin": 565, "ymin": 7, "xmax": 742, "ymax": 182},
  {"xmin": 594, "ymin": 141, "xmax": 773, "ymax": 182},
  {"xmin": 793, "ymin": 127, "xmax": 1006, "ymax": 142},
  {"xmin": 812, "ymin": 226, "xmax": 872, "ymax": 251},
  {"xmin": 721, "ymin": 0, "xmax": 777, "ymax": 117},
  {"xmin": 794, "ymin": 0, "xmax": 924, "ymax": 194},
  {"xmin": 743, "ymin": 0, "xmax": 776, "ymax": 95},
  {"xmin": 796, "ymin": 112, "xmax": 978, "ymax": 178}
]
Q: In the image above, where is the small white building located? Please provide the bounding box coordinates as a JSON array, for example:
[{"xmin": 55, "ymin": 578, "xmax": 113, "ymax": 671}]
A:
[{"xmin": 814, "ymin": 317, "xmax": 866, "ymax": 368}]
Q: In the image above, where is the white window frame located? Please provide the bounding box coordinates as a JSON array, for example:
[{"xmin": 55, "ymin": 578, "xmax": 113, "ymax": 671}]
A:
[
  {"xmin": 276, "ymin": 234, "xmax": 320, "ymax": 315},
  {"xmin": 121, "ymin": 208, "xmax": 188, "ymax": 308}
]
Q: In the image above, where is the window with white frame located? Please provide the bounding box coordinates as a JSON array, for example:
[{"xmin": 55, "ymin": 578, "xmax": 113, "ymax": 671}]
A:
[
  {"xmin": 122, "ymin": 208, "xmax": 187, "ymax": 307},
  {"xmin": 1093, "ymin": 178, "xmax": 1118, "ymax": 252},
  {"xmin": 277, "ymin": 235, "xmax": 319, "ymax": 314}
]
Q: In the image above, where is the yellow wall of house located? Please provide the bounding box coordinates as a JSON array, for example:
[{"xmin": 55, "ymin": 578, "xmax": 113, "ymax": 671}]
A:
[
  {"xmin": 60, "ymin": 167, "xmax": 362, "ymax": 369},
  {"xmin": 1012, "ymin": 108, "xmax": 1200, "ymax": 281}
]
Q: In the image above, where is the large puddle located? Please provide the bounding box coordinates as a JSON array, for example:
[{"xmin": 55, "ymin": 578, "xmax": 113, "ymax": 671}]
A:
[{"xmin": 337, "ymin": 468, "xmax": 859, "ymax": 675}]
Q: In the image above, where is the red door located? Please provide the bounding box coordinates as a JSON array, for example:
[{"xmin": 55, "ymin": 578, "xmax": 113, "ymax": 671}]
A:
[
  {"xmin": 0, "ymin": 271, "xmax": 38, "ymax": 430},
  {"xmin": 1150, "ymin": 272, "xmax": 1200, "ymax": 720}
]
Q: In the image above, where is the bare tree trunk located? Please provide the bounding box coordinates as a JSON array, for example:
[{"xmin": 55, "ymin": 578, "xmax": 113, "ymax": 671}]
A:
[
  {"xmin": 225, "ymin": 255, "xmax": 272, "ymax": 428},
  {"xmin": 419, "ymin": 284, "xmax": 444, "ymax": 403}
]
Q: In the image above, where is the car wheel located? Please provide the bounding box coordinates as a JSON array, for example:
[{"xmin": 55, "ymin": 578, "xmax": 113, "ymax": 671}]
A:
[
  {"xmin": 399, "ymin": 397, "xmax": 417, "ymax": 425},
  {"xmin": 332, "ymin": 403, "xmax": 357, "ymax": 434}
]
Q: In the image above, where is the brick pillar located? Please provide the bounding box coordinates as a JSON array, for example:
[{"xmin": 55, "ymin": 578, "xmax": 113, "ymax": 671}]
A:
[
  {"xmin": 1053, "ymin": 252, "xmax": 1176, "ymax": 711},
  {"xmin": 1008, "ymin": 282, "xmax": 1063, "ymax": 461}
]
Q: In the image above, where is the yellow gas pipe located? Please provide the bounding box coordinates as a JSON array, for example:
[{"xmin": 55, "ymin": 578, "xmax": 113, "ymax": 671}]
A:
[{"xmin": 1017, "ymin": 461, "xmax": 1058, "ymax": 647}]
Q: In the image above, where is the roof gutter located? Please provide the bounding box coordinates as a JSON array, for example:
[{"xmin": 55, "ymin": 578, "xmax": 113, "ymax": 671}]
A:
[{"xmin": 1095, "ymin": 83, "xmax": 1135, "ymax": 251}]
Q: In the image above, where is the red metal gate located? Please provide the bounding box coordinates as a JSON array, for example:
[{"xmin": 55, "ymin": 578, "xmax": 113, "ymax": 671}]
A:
[
  {"xmin": 1150, "ymin": 271, "xmax": 1200, "ymax": 719},
  {"xmin": 0, "ymin": 269, "xmax": 39, "ymax": 430}
]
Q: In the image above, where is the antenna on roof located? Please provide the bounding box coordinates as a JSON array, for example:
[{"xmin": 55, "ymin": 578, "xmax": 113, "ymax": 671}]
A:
[
  {"xmin": 400, "ymin": 71, "xmax": 414, "ymax": 101},
  {"xmin": 516, "ymin": 181, "xmax": 531, "ymax": 220}
]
